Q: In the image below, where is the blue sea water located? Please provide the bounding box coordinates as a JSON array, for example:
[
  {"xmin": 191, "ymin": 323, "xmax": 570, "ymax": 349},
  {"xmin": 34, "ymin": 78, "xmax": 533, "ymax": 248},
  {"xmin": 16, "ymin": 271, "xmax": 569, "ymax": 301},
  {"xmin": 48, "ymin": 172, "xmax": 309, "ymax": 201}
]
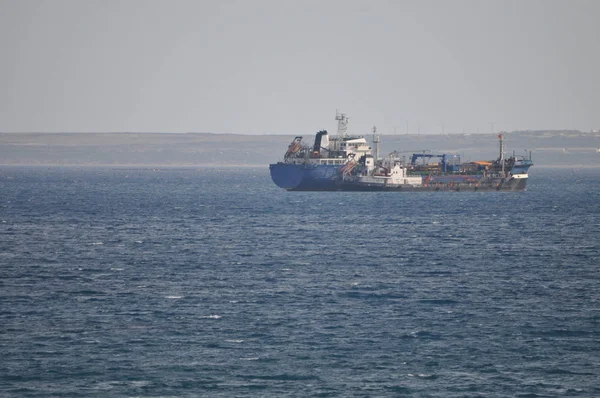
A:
[{"xmin": 1, "ymin": 166, "xmax": 599, "ymax": 397}]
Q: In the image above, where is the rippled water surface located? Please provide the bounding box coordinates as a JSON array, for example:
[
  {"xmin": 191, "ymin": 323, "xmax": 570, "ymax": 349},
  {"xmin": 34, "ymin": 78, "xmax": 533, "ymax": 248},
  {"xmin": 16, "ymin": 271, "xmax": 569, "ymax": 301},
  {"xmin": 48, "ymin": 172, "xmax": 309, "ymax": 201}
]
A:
[{"xmin": 1, "ymin": 166, "xmax": 599, "ymax": 397}]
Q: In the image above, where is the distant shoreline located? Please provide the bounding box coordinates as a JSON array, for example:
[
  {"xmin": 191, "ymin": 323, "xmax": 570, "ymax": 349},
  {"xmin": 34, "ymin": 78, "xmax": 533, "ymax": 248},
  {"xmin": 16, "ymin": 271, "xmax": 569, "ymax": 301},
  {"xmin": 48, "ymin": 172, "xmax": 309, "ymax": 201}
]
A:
[
  {"xmin": 1, "ymin": 163, "xmax": 599, "ymax": 169},
  {"xmin": 0, "ymin": 163, "xmax": 268, "ymax": 168},
  {"xmin": 1, "ymin": 131, "xmax": 598, "ymax": 168}
]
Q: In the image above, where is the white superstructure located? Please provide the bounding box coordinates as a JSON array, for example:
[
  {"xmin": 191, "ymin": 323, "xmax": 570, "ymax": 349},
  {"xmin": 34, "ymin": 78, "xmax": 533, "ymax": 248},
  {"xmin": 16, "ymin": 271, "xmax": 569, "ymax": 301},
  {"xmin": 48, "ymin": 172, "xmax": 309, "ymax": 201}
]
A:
[
  {"xmin": 356, "ymin": 163, "xmax": 423, "ymax": 187},
  {"xmin": 282, "ymin": 111, "xmax": 423, "ymax": 187}
]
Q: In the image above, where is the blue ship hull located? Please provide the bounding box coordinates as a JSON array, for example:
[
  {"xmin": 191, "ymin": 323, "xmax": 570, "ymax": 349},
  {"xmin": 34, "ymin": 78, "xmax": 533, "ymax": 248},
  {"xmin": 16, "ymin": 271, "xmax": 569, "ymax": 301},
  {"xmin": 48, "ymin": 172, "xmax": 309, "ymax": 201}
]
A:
[{"xmin": 269, "ymin": 163, "xmax": 343, "ymax": 190}]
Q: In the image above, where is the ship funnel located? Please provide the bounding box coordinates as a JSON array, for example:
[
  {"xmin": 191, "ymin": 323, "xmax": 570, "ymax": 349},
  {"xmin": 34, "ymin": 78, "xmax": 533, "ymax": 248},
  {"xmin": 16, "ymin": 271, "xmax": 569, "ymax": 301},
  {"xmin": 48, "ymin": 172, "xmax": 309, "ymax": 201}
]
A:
[
  {"xmin": 320, "ymin": 131, "xmax": 329, "ymax": 157},
  {"xmin": 312, "ymin": 130, "xmax": 327, "ymax": 158}
]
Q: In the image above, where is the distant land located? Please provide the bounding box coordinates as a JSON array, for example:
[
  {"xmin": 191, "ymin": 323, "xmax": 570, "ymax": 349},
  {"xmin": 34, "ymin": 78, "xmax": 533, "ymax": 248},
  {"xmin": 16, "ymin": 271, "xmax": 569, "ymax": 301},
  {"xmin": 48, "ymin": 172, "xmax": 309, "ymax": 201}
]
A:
[{"xmin": 0, "ymin": 131, "xmax": 599, "ymax": 168}]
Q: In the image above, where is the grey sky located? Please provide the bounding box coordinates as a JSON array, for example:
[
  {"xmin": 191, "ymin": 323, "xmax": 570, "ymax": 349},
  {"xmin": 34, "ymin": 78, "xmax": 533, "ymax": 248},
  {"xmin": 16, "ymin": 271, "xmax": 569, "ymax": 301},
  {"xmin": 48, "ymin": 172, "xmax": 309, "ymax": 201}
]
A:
[{"xmin": 1, "ymin": 0, "xmax": 598, "ymax": 134}]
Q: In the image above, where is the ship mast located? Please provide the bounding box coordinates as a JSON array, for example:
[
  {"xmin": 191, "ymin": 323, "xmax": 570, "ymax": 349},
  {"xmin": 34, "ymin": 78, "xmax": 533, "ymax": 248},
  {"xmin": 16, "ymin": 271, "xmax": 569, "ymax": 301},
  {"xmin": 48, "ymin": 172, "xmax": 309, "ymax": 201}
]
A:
[
  {"xmin": 335, "ymin": 110, "xmax": 348, "ymax": 138},
  {"xmin": 372, "ymin": 125, "xmax": 380, "ymax": 161},
  {"xmin": 499, "ymin": 133, "xmax": 505, "ymax": 174}
]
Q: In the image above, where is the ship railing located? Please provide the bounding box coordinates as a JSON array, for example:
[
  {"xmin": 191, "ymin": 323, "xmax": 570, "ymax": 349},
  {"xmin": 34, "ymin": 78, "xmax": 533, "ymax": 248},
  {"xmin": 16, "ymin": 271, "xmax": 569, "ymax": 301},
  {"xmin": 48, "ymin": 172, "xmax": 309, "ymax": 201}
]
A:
[{"xmin": 314, "ymin": 158, "xmax": 347, "ymax": 165}]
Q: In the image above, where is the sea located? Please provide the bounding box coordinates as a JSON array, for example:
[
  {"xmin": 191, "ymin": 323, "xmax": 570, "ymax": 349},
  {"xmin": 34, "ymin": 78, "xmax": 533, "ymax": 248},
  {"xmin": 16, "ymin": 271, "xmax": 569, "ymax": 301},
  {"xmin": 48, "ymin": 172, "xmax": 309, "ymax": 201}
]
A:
[{"xmin": 1, "ymin": 166, "xmax": 599, "ymax": 397}]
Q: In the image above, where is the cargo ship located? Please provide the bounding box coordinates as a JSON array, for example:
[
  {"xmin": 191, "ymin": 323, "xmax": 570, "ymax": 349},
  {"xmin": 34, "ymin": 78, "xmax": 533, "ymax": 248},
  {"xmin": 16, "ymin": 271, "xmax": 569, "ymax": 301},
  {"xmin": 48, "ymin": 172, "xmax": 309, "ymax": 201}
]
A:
[{"xmin": 269, "ymin": 112, "xmax": 533, "ymax": 191}]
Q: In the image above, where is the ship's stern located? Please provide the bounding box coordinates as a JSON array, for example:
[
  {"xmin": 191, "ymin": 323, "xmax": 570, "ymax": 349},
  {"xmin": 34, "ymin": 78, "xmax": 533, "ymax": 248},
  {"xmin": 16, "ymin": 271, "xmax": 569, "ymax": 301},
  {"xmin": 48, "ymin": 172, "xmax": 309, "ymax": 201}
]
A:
[{"xmin": 269, "ymin": 163, "xmax": 305, "ymax": 190}]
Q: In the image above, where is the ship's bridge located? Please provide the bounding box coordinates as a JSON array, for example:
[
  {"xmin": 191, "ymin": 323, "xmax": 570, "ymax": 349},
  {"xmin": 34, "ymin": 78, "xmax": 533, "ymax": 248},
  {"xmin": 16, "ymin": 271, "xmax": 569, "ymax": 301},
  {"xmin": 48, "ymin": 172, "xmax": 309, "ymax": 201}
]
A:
[{"xmin": 329, "ymin": 136, "xmax": 371, "ymax": 158}]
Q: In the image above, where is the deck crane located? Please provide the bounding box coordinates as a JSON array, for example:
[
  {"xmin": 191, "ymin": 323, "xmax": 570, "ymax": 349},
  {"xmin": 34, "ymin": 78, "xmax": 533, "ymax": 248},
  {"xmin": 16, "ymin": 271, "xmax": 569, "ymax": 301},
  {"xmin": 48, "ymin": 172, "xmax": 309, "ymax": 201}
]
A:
[{"xmin": 410, "ymin": 153, "xmax": 450, "ymax": 173}]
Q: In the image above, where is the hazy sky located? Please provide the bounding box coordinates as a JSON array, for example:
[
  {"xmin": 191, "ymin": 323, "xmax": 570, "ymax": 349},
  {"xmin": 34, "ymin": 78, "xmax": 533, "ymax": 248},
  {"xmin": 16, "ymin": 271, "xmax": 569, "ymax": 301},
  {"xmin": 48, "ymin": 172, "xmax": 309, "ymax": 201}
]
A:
[{"xmin": 1, "ymin": 0, "xmax": 598, "ymax": 134}]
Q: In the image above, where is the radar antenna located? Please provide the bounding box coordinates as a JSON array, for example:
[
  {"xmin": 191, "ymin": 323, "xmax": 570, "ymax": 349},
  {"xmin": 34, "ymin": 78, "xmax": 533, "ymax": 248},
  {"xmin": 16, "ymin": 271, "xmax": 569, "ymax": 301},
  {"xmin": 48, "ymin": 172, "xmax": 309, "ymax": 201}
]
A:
[{"xmin": 335, "ymin": 110, "xmax": 348, "ymax": 138}]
